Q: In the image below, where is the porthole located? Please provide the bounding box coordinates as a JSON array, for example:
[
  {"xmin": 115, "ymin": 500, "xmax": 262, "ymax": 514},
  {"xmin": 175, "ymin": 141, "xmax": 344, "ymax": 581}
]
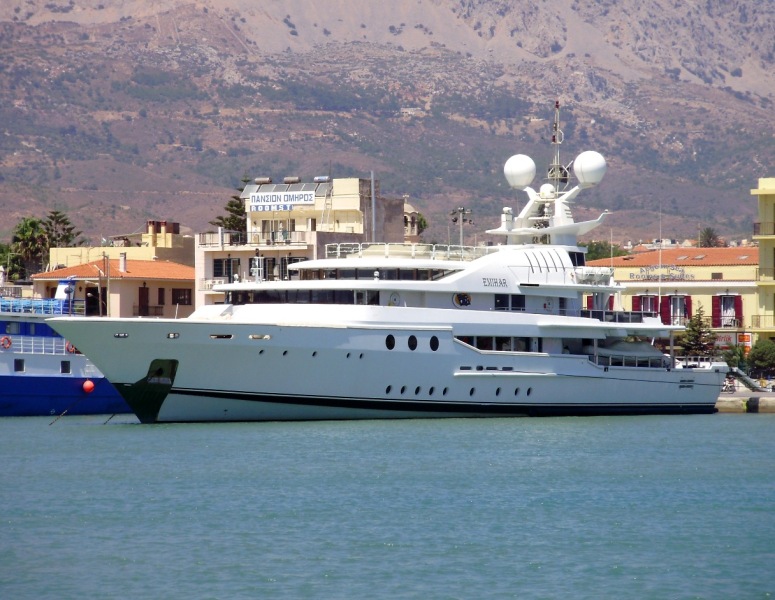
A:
[
  {"xmin": 514, "ymin": 387, "xmax": 520, "ymax": 396},
  {"xmin": 408, "ymin": 335, "xmax": 417, "ymax": 351},
  {"xmin": 430, "ymin": 336, "xmax": 439, "ymax": 351},
  {"xmin": 259, "ymin": 349, "xmax": 264, "ymax": 355},
  {"xmin": 400, "ymin": 385, "xmax": 406, "ymax": 395},
  {"xmin": 526, "ymin": 387, "xmax": 532, "ymax": 396},
  {"xmin": 282, "ymin": 350, "xmax": 288, "ymax": 356},
  {"xmin": 386, "ymin": 335, "xmax": 396, "ymax": 350},
  {"xmin": 415, "ymin": 386, "xmax": 421, "ymax": 395},
  {"xmin": 429, "ymin": 386, "xmax": 435, "ymax": 396},
  {"xmin": 469, "ymin": 387, "xmax": 475, "ymax": 396},
  {"xmin": 312, "ymin": 351, "xmax": 317, "ymax": 357},
  {"xmin": 496, "ymin": 387, "xmax": 501, "ymax": 396},
  {"xmin": 386, "ymin": 385, "xmax": 392, "ymax": 394},
  {"xmin": 443, "ymin": 387, "xmax": 449, "ymax": 396},
  {"xmin": 346, "ymin": 352, "xmax": 351, "ymax": 358},
  {"xmin": 359, "ymin": 353, "xmax": 364, "ymax": 359}
]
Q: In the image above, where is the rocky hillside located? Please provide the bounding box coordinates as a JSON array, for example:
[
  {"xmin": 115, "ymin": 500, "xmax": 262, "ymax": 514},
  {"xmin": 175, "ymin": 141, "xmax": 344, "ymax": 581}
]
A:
[{"xmin": 1, "ymin": 0, "xmax": 773, "ymax": 245}]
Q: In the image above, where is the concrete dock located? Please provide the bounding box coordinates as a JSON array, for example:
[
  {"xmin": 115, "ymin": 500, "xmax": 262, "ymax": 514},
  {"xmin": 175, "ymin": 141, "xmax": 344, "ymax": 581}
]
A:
[{"xmin": 716, "ymin": 387, "xmax": 775, "ymax": 413}]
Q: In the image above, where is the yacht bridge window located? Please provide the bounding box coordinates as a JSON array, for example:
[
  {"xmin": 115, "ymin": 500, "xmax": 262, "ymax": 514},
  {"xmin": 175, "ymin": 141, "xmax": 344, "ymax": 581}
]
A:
[
  {"xmin": 494, "ymin": 294, "xmax": 526, "ymax": 311},
  {"xmin": 228, "ymin": 289, "xmax": 379, "ymax": 306}
]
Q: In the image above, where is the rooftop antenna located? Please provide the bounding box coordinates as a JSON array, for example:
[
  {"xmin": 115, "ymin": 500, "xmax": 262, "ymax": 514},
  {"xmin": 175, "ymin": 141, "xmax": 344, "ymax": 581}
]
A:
[{"xmin": 547, "ymin": 100, "xmax": 571, "ymax": 192}]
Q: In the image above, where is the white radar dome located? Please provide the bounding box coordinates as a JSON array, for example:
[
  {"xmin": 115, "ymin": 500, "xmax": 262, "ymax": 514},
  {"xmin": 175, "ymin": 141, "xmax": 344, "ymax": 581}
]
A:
[
  {"xmin": 573, "ymin": 151, "xmax": 606, "ymax": 188},
  {"xmin": 503, "ymin": 154, "xmax": 536, "ymax": 190}
]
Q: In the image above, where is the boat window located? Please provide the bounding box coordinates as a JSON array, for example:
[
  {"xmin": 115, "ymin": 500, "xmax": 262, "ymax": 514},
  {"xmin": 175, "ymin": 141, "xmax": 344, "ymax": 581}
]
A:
[
  {"xmin": 399, "ymin": 269, "xmax": 416, "ymax": 280},
  {"xmin": 356, "ymin": 268, "xmax": 378, "ymax": 280},
  {"xmin": 248, "ymin": 334, "xmax": 271, "ymax": 340},
  {"xmin": 287, "ymin": 289, "xmax": 311, "ymax": 304},
  {"xmin": 496, "ymin": 337, "xmax": 511, "ymax": 351},
  {"xmin": 569, "ymin": 251, "xmax": 585, "ymax": 267},
  {"xmin": 385, "ymin": 335, "xmax": 395, "ymax": 350},
  {"xmin": 14, "ymin": 359, "xmax": 24, "ymax": 372},
  {"xmin": 209, "ymin": 334, "xmax": 233, "ymax": 339},
  {"xmin": 60, "ymin": 360, "xmax": 71, "ymax": 374},
  {"xmin": 167, "ymin": 333, "xmax": 179, "ymax": 339},
  {"xmin": 339, "ymin": 269, "xmax": 356, "ymax": 280},
  {"xmin": 408, "ymin": 335, "xmax": 418, "ymax": 351},
  {"xmin": 430, "ymin": 336, "xmax": 439, "ymax": 351}
]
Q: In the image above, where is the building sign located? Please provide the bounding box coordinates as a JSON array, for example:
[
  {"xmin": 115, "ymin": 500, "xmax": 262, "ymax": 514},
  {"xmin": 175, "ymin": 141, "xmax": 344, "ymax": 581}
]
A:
[
  {"xmin": 628, "ymin": 265, "xmax": 695, "ymax": 281},
  {"xmin": 249, "ymin": 191, "xmax": 315, "ymax": 212},
  {"xmin": 714, "ymin": 332, "xmax": 735, "ymax": 350},
  {"xmin": 738, "ymin": 332, "xmax": 752, "ymax": 355}
]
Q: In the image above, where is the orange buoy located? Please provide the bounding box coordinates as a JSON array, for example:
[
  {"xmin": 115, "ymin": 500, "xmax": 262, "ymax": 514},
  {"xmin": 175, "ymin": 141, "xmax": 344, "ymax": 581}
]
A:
[{"xmin": 82, "ymin": 380, "xmax": 95, "ymax": 394}]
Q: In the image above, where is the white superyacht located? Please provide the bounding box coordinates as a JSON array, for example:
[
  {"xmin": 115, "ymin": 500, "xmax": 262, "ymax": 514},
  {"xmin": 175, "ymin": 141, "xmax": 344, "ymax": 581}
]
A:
[{"xmin": 50, "ymin": 124, "xmax": 725, "ymax": 423}]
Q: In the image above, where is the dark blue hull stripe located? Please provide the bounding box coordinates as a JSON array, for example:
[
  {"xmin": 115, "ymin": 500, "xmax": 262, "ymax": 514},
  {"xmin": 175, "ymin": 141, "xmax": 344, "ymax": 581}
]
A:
[{"xmin": 168, "ymin": 387, "xmax": 717, "ymax": 417}]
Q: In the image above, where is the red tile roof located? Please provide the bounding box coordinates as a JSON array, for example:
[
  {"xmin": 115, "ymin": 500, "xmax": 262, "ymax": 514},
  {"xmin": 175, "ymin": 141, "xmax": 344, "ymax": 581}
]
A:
[
  {"xmin": 32, "ymin": 259, "xmax": 194, "ymax": 281},
  {"xmin": 587, "ymin": 247, "xmax": 758, "ymax": 268}
]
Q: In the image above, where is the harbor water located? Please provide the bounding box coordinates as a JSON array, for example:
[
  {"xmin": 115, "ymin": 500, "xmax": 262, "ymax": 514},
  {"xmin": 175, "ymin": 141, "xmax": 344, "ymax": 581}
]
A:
[{"xmin": 2, "ymin": 414, "xmax": 774, "ymax": 599}]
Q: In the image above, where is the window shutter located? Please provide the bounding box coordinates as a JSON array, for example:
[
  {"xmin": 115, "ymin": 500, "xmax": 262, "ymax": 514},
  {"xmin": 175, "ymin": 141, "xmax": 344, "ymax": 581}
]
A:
[
  {"xmin": 711, "ymin": 295, "xmax": 721, "ymax": 328},
  {"xmin": 632, "ymin": 296, "xmax": 641, "ymax": 312},
  {"xmin": 660, "ymin": 296, "xmax": 670, "ymax": 325},
  {"xmin": 734, "ymin": 295, "xmax": 743, "ymax": 324},
  {"xmin": 685, "ymin": 296, "xmax": 693, "ymax": 318}
]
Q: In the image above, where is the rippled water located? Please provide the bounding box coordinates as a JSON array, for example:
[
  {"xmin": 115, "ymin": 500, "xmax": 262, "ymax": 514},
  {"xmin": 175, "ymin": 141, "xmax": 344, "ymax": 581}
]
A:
[{"xmin": 2, "ymin": 414, "xmax": 774, "ymax": 599}]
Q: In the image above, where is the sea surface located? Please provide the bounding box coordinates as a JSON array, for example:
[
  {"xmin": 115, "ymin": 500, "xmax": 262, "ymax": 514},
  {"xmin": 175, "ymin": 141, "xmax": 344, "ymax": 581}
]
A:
[{"xmin": 1, "ymin": 413, "xmax": 774, "ymax": 600}]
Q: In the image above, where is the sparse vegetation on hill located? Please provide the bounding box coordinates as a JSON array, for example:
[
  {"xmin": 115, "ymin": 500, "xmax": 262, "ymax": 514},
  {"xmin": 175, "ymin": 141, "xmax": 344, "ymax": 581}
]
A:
[{"xmin": 0, "ymin": 0, "xmax": 772, "ymax": 246}]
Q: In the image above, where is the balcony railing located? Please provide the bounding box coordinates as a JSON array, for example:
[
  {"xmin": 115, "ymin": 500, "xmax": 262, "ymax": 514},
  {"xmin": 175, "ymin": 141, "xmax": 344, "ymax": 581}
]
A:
[
  {"xmin": 753, "ymin": 222, "xmax": 775, "ymax": 236},
  {"xmin": 132, "ymin": 305, "xmax": 164, "ymax": 317},
  {"xmin": 200, "ymin": 278, "xmax": 228, "ymax": 291},
  {"xmin": 198, "ymin": 231, "xmax": 308, "ymax": 247},
  {"xmin": 751, "ymin": 315, "xmax": 775, "ymax": 329}
]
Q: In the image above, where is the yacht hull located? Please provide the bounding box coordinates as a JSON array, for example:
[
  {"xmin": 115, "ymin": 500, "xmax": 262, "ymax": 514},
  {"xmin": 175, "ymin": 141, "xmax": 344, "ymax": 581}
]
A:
[{"xmin": 50, "ymin": 313, "xmax": 723, "ymax": 423}]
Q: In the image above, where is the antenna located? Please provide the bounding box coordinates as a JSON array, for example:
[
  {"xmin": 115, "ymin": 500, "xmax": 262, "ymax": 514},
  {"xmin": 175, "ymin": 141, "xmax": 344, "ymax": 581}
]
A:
[{"xmin": 547, "ymin": 100, "xmax": 570, "ymax": 191}]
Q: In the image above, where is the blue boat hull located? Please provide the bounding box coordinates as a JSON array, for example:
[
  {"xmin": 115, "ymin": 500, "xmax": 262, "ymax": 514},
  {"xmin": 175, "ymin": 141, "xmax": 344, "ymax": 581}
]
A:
[{"xmin": 0, "ymin": 375, "xmax": 130, "ymax": 417}]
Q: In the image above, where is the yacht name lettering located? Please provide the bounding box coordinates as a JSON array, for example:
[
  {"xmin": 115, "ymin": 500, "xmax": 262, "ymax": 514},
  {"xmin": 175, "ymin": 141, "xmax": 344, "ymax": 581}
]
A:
[{"xmin": 482, "ymin": 277, "xmax": 508, "ymax": 287}]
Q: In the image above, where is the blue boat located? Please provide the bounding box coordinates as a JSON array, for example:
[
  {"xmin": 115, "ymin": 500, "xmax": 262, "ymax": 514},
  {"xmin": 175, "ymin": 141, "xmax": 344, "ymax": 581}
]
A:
[{"xmin": 0, "ymin": 283, "xmax": 129, "ymax": 417}]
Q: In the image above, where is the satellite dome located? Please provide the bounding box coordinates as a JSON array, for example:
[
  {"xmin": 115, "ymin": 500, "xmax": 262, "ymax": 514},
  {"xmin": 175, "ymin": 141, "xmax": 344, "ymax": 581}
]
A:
[
  {"xmin": 503, "ymin": 154, "xmax": 536, "ymax": 189},
  {"xmin": 573, "ymin": 151, "xmax": 606, "ymax": 188},
  {"xmin": 539, "ymin": 183, "xmax": 556, "ymax": 199}
]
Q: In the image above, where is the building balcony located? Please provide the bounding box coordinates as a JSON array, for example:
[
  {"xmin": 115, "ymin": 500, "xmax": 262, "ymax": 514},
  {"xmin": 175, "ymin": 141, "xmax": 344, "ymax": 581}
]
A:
[
  {"xmin": 197, "ymin": 230, "xmax": 309, "ymax": 248},
  {"xmin": 199, "ymin": 278, "xmax": 228, "ymax": 291},
  {"xmin": 753, "ymin": 222, "xmax": 775, "ymax": 236},
  {"xmin": 751, "ymin": 314, "xmax": 775, "ymax": 329},
  {"xmin": 756, "ymin": 267, "xmax": 775, "ymax": 282}
]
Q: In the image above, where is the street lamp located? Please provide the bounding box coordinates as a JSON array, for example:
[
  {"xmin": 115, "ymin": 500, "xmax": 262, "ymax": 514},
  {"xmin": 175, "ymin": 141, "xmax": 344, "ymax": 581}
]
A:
[{"xmin": 449, "ymin": 207, "xmax": 473, "ymax": 246}]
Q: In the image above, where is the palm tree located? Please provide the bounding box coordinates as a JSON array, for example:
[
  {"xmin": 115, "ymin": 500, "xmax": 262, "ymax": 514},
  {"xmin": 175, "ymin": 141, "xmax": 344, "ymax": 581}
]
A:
[
  {"xmin": 11, "ymin": 217, "xmax": 48, "ymax": 279},
  {"xmin": 698, "ymin": 227, "xmax": 721, "ymax": 248}
]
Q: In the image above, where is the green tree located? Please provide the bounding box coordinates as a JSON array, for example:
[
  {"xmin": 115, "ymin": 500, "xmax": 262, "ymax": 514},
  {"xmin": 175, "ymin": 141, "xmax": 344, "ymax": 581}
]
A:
[
  {"xmin": 210, "ymin": 186, "xmax": 248, "ymax": 235},
  {"xmin": 722, "ymin": 345, "xmax": 748, "ymax": 374},
  {"xmin": 43, "ymin": 210, "xmax": 84, "ymax": 248},
  {"xmin": 0, "ymin": 242, "xmax": 24, "ymax": 282},
  {"xmin": 580, "ymin": 240, "xmax": 629, "ymax": 261},
  {"xmin": 677, "ymin": 303, "xmax": 717, "ymax": 356},
  {"xmin": 698, "ymin": 227, "xmax": 722, "ymax": 248},
  {"xmin": 746, "ymin": 339, "xmax": 775, "ymax": 378},
  {"xmin": 11, "ymin": 217, "xmax": 48, "ymax": 279},
  {"xmin": 416, "ymin": 213, "xmax": 428, "ymax": 236}
]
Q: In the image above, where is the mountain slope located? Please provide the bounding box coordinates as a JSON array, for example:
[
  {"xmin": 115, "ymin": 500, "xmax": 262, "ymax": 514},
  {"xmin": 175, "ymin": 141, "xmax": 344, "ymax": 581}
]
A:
[{"xmin": 0, "ymin": 0, "xmax": 772, "ymax": 245}]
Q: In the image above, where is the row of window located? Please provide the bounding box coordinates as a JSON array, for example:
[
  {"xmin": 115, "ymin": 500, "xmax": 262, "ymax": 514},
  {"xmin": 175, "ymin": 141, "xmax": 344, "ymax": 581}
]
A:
[
  {"xmin": 12, "ymin": 359, "xmax": 71, "ymax": 373},
  {"xmin": 630, "ymin": 294, "xmax": 742, "ymax": 327},
  {"xmin": 2, "ymin": 321, "xmax": 58, "ymax": 336}
]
